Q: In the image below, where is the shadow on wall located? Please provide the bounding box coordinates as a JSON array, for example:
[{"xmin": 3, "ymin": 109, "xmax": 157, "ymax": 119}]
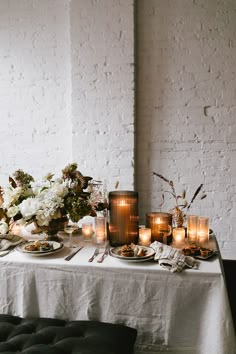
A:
[{"xmin": 135, "ymin": 1, "xmax": 174, "ymax": 223}]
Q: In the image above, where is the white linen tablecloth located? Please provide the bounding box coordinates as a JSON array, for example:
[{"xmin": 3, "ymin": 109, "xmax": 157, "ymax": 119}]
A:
[{"xmin": 0, "ymin": 236, "xmax": 235, "ymax": 354}]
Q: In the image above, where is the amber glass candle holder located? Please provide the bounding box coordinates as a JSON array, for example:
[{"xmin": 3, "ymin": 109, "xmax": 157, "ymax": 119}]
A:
[
  {"xmin": 108, "ymin": 191, "xmax": 139, "ymax": 246},
  {"xmin": 146, "ymin": 212, "xmax": 172, "ymax": 243}
]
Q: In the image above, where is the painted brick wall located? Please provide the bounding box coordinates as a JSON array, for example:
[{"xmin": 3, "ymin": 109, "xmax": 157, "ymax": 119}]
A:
[
  {"xmin": 0, "ymin": 0, "xmax": 72, "ymax": 183},
  {"xmin": 0, "ymin": 0, "xmax": 135, "ymax": 191},
  {"xmin": 70, "ymin": 0, "xmax": 135, "ymax": 191},
  {"xmin": 136, "ymin": 0, "xmax": 236, "ymax": 258}
]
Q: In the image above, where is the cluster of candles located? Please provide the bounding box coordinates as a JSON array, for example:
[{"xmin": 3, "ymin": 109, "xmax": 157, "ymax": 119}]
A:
[
  {"xmin": 81, "ymin": 192, "xmax": 210, "ymax": 248},
  {"xmin": 138, "ymin": 213, "xmax": 210, "ymax": 247}
]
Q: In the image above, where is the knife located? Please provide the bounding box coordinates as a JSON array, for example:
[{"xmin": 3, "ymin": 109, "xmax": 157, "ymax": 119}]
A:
[{"xmin": 64, "ymin": 246, "xmax": 84, "ymax": 261}]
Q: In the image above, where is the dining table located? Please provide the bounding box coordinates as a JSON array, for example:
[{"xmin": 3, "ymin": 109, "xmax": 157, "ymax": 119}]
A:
[{"xmin": 0, "ymin": 232, "xmax": 235, "ymax": 354}]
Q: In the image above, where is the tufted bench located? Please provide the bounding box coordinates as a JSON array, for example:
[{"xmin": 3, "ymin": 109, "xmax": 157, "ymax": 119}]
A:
[{"xmin": 0, "ymin": 314, "xmax": 137, "ymax": 354}]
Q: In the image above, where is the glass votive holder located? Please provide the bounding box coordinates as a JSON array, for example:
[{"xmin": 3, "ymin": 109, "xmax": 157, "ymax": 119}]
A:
[
  {"xmin": 139, "ymin": 228, "xmax": 151, "ymax": 246},
  {"xmin": 82, "ymin": 222, "xmax": 93, "ymax": 241},
  {"xmin": 187, "ymin": 215, "xmax": 198, "ymax": 243},
  {"xmin": 197, "ymin": 217, "xmax": 209, "ymax": 245},
  {"xmin": 146, "ymin": 212, "xmax": 172, "ymax": 243},
  {"xmin": 94, "ymin": 217, "xmax": 107, "ymax": 246},
  {"xmin": 172, "ymin": 227, "xmax": 185, "ymax": 246}
]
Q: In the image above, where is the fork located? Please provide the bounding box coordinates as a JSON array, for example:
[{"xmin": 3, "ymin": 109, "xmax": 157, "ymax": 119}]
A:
[
  {"xmin": 97, "ymin": 245, "xmax": 109, "ymax": 263},
  {"xmin": 88, "ymin": 248, "xmax": 100, "ymax": 262}
]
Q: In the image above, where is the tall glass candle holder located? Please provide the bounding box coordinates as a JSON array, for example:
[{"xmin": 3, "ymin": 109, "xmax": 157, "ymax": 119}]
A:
[
  {"xmin": 108, "ymin": 191, "xmax": 139, "ymax": 246},
  {"xmin": 94, "ymin": 216, "xmax": 107, "ymax": 246},
  {"xmin": 187, "ymin": 215, "xmax": 198, "ymax": 243},
  {"xmin": 146, "ymin": 212, "xmax": 172, "ymax": 243},
  {"xmin": 197, "ymin": 217, "xmax": 209, "ymax": 245}
]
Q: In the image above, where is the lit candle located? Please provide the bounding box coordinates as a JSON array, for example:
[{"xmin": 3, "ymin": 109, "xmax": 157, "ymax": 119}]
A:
[
  {"xmin": 146, "ymin": 212, "xmax": 172, "ymax": 243},
  {"xmin": 108, "ymin": 191, "xmax": 139, "ymax": 246},
  {"xmin": 94, "ymin": 217, "xmax": 107, "ymax": 245},
  {"xmin": 82, "ymin": 222, "xmax": 93, "ymax": 241},
  {"xmin": 139, "ymin": 228, "xmax": 151, "ymax": 246},
  {"xmin": 197, "ymin": 217, "xmax": 209, "ymax": 245},
  {"xmin": 117, "ymin": 199, "xmax": 130, "ymax": 244},
  {"xmin": 187, "ymin": 215, "xmax": 198, "ymax": 243},
  {"xmin": 172, "ymin": 227, "xmax": 185, "ymax": 246}
]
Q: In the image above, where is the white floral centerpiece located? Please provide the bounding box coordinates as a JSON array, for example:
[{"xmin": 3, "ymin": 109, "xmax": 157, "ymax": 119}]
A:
[{"xmin": 0, "ymin": 163, "xmax": 108, "ymax": 238}]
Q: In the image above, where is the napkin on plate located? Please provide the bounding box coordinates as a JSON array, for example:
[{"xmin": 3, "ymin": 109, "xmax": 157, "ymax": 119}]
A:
[
  {"xmin": 0, "ymin": 233, "xmax": 25, "ymax": 256},
  {"xmin": 150, "ymin": 241, "xmax": 199, "ymax": 273}
]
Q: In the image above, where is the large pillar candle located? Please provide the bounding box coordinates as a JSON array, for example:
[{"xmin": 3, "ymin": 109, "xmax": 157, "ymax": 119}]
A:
[{"xmin": 108, "ymin": 191, "xmax": 139, "ymax": 246}]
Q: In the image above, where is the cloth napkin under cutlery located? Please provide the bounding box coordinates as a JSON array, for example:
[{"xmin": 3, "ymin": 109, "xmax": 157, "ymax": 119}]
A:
[
  {"xmin": 150, "ymin": 241, "xmax": 199, "ymax": 272},
  {"xmin": 0, "ymin": 233, "xmax": 25, "ymax": 256}
]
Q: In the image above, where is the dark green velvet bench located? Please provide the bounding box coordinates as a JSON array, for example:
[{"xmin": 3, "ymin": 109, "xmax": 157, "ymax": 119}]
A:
[{"xmin": 0, "ymin": 315, "xmax": 137, "ymax": 354}]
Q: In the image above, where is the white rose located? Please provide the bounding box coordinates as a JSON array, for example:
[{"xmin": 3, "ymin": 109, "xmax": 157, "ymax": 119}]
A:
[{"xmin": 19, "ymin": 197, "xmax": 40, "ymax": 220}]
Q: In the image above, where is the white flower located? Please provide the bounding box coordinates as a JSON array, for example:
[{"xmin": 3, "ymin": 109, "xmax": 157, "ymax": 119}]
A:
[
  {"xmin": 6, "ymin": 205, "xmax": 19, "ymax": 218},
  {"xmin": 19, "ymin": 198, "xmax": 41, "ymax": 220},
  {"xmin": 0, "ymin": 221, "xmax": 9, "ymax": 234},
  {"xmin": 2, "ymin": 186, "xmax": 23, "ymax": 209}
]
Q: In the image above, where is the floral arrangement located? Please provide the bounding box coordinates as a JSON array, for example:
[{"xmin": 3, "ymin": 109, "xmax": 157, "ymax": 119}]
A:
[
  {"xmin": 153, "ymin": 172, "xmax": 207, "ymax": 227},
  {"xmin": 0, "ymin": 163, "xmax": 108, "ymax": 235}
]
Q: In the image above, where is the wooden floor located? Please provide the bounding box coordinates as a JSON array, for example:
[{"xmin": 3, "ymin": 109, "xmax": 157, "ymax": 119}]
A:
[{"xmin": 222, "ymin": 260, "xmax": 236, "ymax": 331}]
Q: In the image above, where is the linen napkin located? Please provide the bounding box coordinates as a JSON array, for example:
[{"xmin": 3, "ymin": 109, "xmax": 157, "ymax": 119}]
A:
[
  {"xmin": 150, "ymin": 241, "xmax": 199, "ymax": 273},
  {"xmin": 0, "ymin": 233, "xmax": 25, "ymax": 256}
]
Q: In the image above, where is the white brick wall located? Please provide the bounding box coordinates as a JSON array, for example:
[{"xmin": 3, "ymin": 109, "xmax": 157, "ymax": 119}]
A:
[
  {"xmin": 0, "ymin": 0, "xmax": 72, "ymax": 183},
  {"xmin": 70, "ymin": 0, "xmax": 135, "ymax": 191},
  {"xmin": 136, "ymin": 0, "xmax": 236, "ymax": 259}
]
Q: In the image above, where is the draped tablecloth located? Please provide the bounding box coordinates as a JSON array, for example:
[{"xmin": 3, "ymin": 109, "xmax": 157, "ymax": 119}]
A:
[{"xmin": 0, "ymin": 236, "xmax": 235, "ymax": 354}]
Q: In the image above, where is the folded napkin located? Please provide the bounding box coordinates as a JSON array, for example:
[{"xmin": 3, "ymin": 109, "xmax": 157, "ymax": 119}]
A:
[
  {"xmin": 0, "ymin": 233, "xmax": 25, "ymax": 256},
  {"xmin": 150, "ymin": 241, "xmax": 199, "ymax": 273}
]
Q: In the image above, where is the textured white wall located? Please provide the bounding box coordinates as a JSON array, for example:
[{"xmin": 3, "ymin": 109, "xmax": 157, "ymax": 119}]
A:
[
  {"xmin": 0, "ymin": 0, "xmax": 72, "ymax": 183},
  {"xmin": 0, "ymin": 0, "xmax": 135, "ymax": 191},
  {"xmin": 136, "ymin": 0, "xmax": 236, "ymax": 258},
  {"xmin": 70, "ymin": 0, "xmax": 135, "ymax": 191}
]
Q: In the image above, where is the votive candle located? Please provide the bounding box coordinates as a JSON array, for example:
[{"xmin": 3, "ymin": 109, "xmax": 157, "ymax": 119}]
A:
[
  {"xmin": 139, "ymin": 228, "xmax": 151, "ymax": 246},
  {"xmin": 172, "ymin": 227, "xmax": 185, "ymax": 246},
  {"xmin": 82, "ymin": 222, "xmax": 93, "ymax": 241}
]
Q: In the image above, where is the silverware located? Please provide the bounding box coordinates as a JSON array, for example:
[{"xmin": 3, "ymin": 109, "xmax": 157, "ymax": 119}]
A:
[
  {"xmin": 0, "ymin": 248, "xmax": 16, "ymax": 257},
  {"xmin": 65, "ymin": 246, "xmax": 84, "ymax": 261},
  {"xmin": 97, "ymin": 245, "xmax": 109, "ymax": 263},
  {"xmin": 88, "ymin": 248, "xmax": 100, "ymax": 262}
]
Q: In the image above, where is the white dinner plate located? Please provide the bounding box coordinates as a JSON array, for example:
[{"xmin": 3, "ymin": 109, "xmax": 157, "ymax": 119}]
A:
[
  {"xmin": 110, "ymin": 245, "xmax": 155, "ymax": 262},
  {"xmin": 16, "ymin": 241, "xmax": 64, "ymax": 256}
]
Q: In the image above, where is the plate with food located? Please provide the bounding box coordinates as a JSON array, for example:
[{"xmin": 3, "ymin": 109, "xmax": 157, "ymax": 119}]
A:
[
  {"xmin": 182, "ymin": 244, "xmax": 217, "ymax": 260},
  {"xmin": 16, "ymin": 240, "xmax": 64, "ymax": 256},
  {"xmin": 110, "ymin": 244, "xmax": 155, "ymax": 262}
]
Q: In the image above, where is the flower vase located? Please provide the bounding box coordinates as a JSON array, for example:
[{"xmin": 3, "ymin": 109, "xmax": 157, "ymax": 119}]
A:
[{"xmin": 38, "ymin": 217, "xmax": 68, "ymax": 242}]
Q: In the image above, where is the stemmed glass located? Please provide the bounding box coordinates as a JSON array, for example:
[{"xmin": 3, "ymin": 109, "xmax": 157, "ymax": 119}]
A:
[{"xmin": 64, "ymin": 220, "xmax": 78, "ymax": 248}]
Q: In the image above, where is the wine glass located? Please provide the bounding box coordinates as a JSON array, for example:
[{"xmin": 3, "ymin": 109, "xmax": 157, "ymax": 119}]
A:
[{"xmin": 64, "ymin": 221, "xmax": 78, "ymax": 248}]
